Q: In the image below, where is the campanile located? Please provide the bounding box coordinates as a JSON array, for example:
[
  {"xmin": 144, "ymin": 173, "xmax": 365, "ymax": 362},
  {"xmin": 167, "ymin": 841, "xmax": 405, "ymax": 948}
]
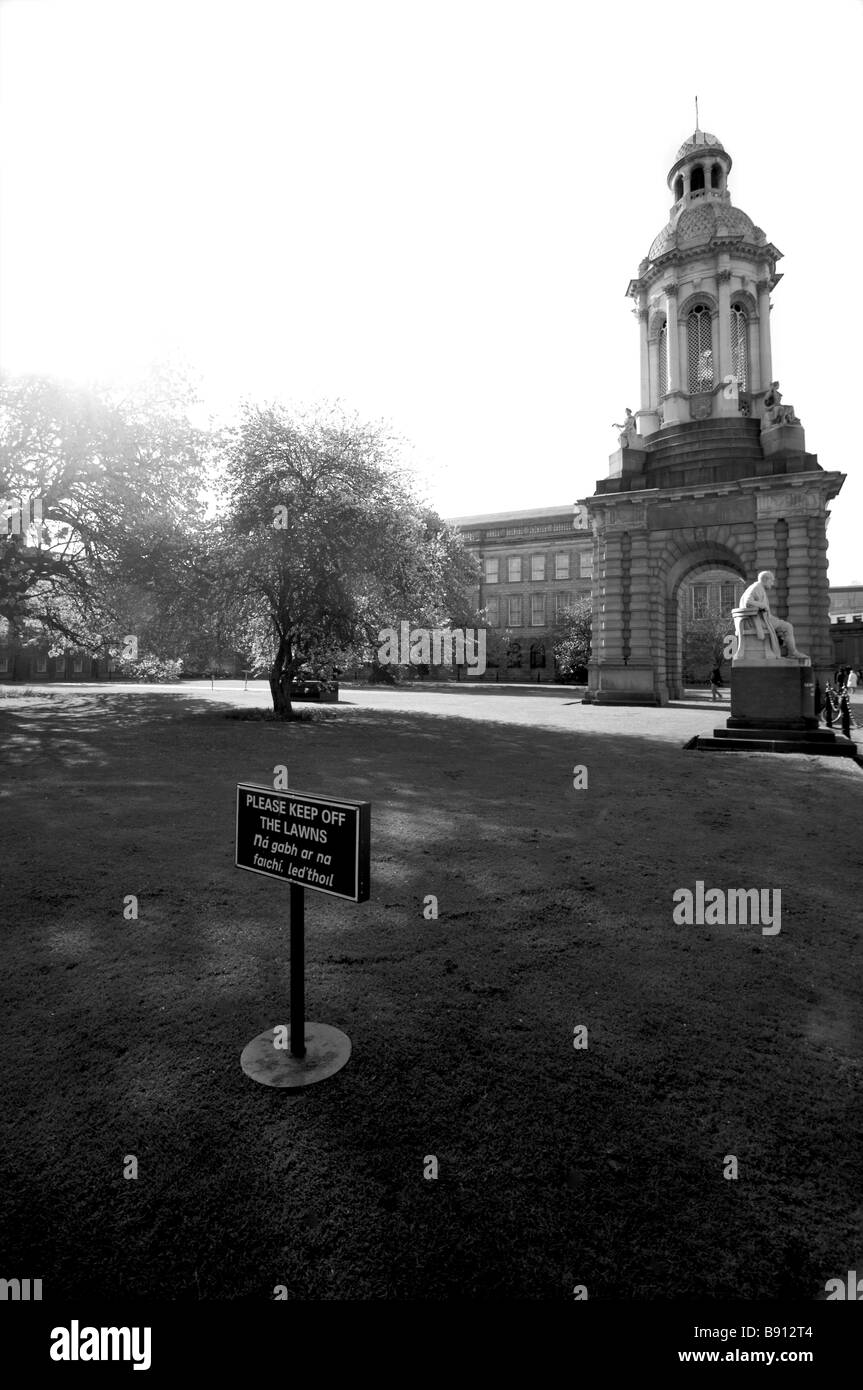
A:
[{"xmin": 581, "ymin": 124, "xmax": 844, "ymax": 704}]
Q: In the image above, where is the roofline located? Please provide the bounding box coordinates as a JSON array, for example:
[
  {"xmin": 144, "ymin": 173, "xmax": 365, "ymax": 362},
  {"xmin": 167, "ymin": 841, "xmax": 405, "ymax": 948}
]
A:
[{"xmin": 446, "ymin": 505, "xmax": 579, "ymax": 525}]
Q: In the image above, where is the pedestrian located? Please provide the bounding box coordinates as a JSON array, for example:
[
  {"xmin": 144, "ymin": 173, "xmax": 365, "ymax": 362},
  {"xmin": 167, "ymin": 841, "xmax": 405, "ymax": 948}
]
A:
[
  {"xmin": 846, "ymin": 667, "xmax": 859, "ymax": 695},
  {"xmin": 710, "ymin": 664, "xmax": 724, "ymax": 701}
]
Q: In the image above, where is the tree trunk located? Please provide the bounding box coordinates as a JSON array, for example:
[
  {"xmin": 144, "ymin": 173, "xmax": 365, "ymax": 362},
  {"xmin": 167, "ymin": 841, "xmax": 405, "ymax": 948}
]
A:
[{"xmin": 269, "ymin": 634, "xmax": 294, "ymax": 719}]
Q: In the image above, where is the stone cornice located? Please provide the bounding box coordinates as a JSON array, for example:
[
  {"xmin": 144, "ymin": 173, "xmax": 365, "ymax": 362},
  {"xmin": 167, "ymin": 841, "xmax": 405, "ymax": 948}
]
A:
[{"xmin": 635, "ymin": 240, "xmax": 784, "ymax": 292}]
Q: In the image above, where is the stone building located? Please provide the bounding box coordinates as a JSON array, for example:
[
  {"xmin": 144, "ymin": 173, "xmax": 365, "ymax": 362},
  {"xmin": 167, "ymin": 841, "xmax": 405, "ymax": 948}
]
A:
[
  {"xmin": 580, "ymin": 125, "xmax": 844, "ymax": 703},
  {"xmin": 447, "ymin": 504, "xmax": 593, "ymax": 679},
  {"xmin": 829, "ymin": 587, "xmax": 863, "ymax": 671}
]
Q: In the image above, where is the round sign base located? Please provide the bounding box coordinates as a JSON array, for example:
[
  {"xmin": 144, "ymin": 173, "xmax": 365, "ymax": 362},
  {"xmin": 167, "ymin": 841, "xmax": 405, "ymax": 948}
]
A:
[{"xmin": 240, "ymin": 1023, "xmax": 351, "ymax": 1089}]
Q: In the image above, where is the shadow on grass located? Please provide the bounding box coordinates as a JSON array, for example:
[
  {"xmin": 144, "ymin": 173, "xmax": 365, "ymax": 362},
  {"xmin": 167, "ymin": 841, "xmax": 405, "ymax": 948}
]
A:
[{"xmin": 0, "ymin": 691, "xmax": 861, "ymax": 1300}]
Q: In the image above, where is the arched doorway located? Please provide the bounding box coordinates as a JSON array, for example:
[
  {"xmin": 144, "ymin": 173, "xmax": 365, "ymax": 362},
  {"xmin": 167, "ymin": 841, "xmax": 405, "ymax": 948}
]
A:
[
  {"xmin": 665, "ymin": 550, "xmax": 746, "ymax": 700},
  {"xmin": 676, "ymin": 563, "xmax": 745, "ymax": 694}
]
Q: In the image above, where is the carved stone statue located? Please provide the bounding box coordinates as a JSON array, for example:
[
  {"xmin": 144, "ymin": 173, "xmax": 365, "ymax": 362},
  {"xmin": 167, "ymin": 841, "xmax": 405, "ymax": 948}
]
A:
[
  {"xmin": 613, "ymin": 407, "xmax": 638, "ymax": 449},
  {"xmin": 732, "ymin": 570, "xmax": 809, "ymax": 664},
  {"xmin": 762, "ymin": 381, "xmax": 800, "ymax": 427}
]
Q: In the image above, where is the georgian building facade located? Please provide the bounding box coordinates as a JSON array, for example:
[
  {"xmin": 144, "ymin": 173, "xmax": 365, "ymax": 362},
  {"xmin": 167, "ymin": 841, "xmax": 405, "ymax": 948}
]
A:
[{"xmin": 447, "ymin": 505, "xmax": 594, "ymax": 678}]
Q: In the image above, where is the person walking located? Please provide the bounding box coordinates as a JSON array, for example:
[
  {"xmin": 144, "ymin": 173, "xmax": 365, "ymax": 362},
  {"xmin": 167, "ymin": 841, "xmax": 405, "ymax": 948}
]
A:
[
  {"xmin": 710, "ymin": 664, "xmax": 725, "ymax": 701},
  {"xmin": 842, "ymin": 667, "xmax": 859, "ymax": 729}
]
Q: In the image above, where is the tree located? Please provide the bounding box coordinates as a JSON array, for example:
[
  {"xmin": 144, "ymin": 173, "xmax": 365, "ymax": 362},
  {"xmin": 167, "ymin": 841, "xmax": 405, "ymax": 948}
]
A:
[
  {"xmin": 682, "ymin": 613, "xmax": 734, "ymax": 682},
  {"xmin": 552, "ymin": 598, "xmax": 592, "ymax": 680},
  {"xmin": 0, "ymin": 369, "xmax": 208, "ymax": 659},
  {"xmin": 218, "ymin": 402, "xmax": 480, "ymax": 718}
]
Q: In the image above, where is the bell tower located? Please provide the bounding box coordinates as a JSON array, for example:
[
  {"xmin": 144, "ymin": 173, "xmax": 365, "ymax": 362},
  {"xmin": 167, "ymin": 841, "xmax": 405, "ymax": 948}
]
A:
[
  {"xmin": 580, "ymin": 124, "xmax": 844, "ymax": 706},
  {"xmin": 630, "ymin": 124, "xmax": 782, "ymax": 433}
]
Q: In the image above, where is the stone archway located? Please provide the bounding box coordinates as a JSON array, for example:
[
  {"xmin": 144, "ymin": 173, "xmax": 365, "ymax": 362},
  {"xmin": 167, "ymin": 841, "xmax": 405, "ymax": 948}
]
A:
[
  {"xmin": 581, "ymin": 440, "xmax": 841, "ymax": 706},
  {"xmin": 663, "ymin": 548, "xmax": 746, "ymax": 700}
]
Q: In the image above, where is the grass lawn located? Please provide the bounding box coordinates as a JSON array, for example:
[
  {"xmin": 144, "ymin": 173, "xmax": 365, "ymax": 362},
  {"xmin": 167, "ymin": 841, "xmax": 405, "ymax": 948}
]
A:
[{"xmin": 1, "ymin": 687, "xmax": 862, "ymax": 1300}]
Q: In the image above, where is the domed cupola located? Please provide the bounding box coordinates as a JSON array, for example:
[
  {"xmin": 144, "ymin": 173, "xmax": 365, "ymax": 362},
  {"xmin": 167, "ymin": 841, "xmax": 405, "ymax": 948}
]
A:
[{"xmin": 626, "ymin": 123, "xmax": 784, "ymax": 435}]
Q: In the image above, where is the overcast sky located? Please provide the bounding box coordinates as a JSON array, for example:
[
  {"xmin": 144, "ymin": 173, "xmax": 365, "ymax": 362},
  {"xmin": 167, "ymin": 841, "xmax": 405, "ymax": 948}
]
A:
[{"xmin": 1, "ymin": 0, "xmax": 860, "ymax": 582}]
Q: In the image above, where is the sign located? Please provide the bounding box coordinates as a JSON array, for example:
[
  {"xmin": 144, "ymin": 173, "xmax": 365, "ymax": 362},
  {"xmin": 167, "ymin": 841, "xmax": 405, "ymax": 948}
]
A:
[{"xmin": 235, "ymin": 784, "xmax": 370, "ymax": 902}]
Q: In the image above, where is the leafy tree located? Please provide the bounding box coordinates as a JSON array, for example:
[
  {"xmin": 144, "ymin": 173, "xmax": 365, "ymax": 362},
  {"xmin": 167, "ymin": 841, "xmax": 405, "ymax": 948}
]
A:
[
  {"xmin": 552, "ymin": 598, "xmax": 592, "ymax": 680},
  {"xmin": 682, "ymin": 613, "xmax": 733, "ymax": 682},
  {"xmin": 0, "ymin": 369, "xmax": 208, "ymax": 659},
  {"xmin": 218, "ymin": 402, "xmax": 480, "ymax": 717}
]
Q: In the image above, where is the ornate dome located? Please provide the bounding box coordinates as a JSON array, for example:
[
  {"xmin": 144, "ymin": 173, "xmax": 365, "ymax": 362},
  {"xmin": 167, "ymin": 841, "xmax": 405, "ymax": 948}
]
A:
[
  {"xmin": 675, "ymin": 130, "xmax": 724, "ymax": 159},
  {"xmin": 648, "ymin": 202, "xmax": 764, "ymax": 262}
]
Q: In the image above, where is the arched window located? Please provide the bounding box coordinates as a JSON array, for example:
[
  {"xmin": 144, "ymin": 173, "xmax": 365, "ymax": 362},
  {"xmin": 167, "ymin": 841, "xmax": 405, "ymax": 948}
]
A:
[
  {"xmin": 673, "ymin": 175, "xmax": 684, "ymax": 201},
  {"xmin": 710, "ymin": 162, "xmax": 721, "ymax": 189},
  {"xmin": 506, "ymin": 641, "xmax": 522, "ymax": 668},
  {"xmin": 658, "ymin": 321, "xmax": 668, "ymax": 398},
  {"xmin": 687, "ymin": 305, "xmax": 713, "ymax": 392},
  {"xmin": 690, "ymin": 164, "xmax": 705, "ymax": 193},
  {"xmin": 530, "ymin": 642, "xmax": 546, "ymax": 669},
  {"xmin": 730, "ymin": 304, "xmax": 749, "ymax": 391}
]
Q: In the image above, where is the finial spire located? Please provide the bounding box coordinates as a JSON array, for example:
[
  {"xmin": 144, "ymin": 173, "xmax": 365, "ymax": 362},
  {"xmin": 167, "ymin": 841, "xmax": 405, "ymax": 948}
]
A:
[{"xmin": 695, "ymin": 94, "xmax": 699, "ymax": 131}]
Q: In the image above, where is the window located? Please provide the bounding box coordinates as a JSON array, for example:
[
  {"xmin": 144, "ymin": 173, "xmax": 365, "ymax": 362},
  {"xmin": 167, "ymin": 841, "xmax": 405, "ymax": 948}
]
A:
[
  {"xmin": 34, "ymin": 653, "xmax": 47, "ymax": 673},
  {"xmin": 673, "ymin": 175, "xmax": 683, "ymax": 201},
  {"xmin": 691, "ymin": 584, "xmax": 710, "ymax": 619},
  {"xmin": 486, "ymin": 596, "xmax": 500, "ymax": 626},
  {"xmin": 730, "ymin": 304, "xmax": 748, "ymax": 391},
  {"xmin": 687, "ymin": 305, "xmax": 713, "ymax": 392},
  {"xmin": 508, "ymin": 596, "xmax": 523, "ymax": 627},
  {"xmin": 690, "ymin": 164, "xmax": 705, "ymax": 193},
  {"xmin": 530, "ymin": 642, "xmax": 546, "ymax": 669},
  {"xmin": 72, "ymin": 655, "xmax": 84, "ymax": 672},
  {"xmin": 530, "ymin": 593, "xmax": 545, "ymax": 627},
  {"xmin": 531, "ymin": 554, "xmax": 545, "ymax": 582},
  {"xmin": 507, "ymin": 556, "xmax": 522, "ymax": 583},
  {"xmin": 721, "ymin": 581, "xmax": 739, "ymax": 612},
  {"xmin": 710, "ymin": 162, "xmax": 721, "ymax": 189},
  {"xmin": 578, "ymin": 551, "xmax": 594, "ymax": 580},
  {"xmin": 658, "ymin": 321, "xmax": 667, "ymax": 398},
  {"xmin": 554, "ymin": 591, "xmax": 572, "ymax": 619},
  {"xmin": 0, "ymin": 655, "xmax": 9, "ymax": 673},
  {"xmin": 484, "ymin": 557, "xmax": 499, "ymax": 584},
  {"xmin": 555, "ymin": 552, "xmax": 570, "ymax": 581},
  {"xmin": 507, "ymin": 641, "xmax": 522, "ymax": 668}
]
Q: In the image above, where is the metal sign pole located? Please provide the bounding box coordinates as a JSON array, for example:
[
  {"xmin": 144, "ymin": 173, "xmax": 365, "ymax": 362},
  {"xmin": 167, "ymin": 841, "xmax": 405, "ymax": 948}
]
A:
[{"xmin": 289, "ymin": 883, "xmax": 306, "ymax": 1058}]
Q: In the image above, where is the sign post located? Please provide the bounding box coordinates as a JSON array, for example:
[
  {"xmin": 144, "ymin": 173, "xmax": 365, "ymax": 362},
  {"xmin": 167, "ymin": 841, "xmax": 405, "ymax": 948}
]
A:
[{"xmin": 235, "ymin": 782, "xmax": 370, "ymax": 1088}]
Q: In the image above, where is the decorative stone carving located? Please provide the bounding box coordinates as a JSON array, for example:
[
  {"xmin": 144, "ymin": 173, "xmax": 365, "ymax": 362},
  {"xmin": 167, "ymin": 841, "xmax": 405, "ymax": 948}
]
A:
[
  {"xmin": 762, "ymin": 381, "xmax": 800, "ymax": 428},
  {"xmin": 732, "ymin": 570, "xmax": 809, "ymax": 665},
  {"xmin": 613, "ymin": 408, "xmax": 638, "ymax": 449},
  {"xmin": 755, "ymin": 489, "xmax": 821, "ymax": 519}
]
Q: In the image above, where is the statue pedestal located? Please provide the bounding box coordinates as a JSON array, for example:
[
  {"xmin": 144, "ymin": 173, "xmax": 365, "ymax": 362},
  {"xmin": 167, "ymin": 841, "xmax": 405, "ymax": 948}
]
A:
[
  {"xmin": 761, "ymin": 422, "xmax": 805, "ymax": 457},
  {"xmin": 689, "ymin": 663, "xmax": 857, "ymax": 758},
  {"xmin": 729, "ymin": 662, "xmax": 816, "ymax": 729},
  {"xmin": 607, "ymin": 445, "xmax": 646, "ymax": 478}
]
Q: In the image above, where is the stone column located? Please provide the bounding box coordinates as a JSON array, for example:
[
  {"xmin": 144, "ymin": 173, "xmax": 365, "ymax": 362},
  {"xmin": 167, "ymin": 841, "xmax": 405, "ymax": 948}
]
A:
[
  {"xmin": 648, "ymin": 333, "xmax": 659, "ymax": 409},
  {"xmin": 757, "ymin": 278, "xmax": 772, "ymax": 392},
  {"xmin": 784, "ymin": 515, "xmax": 810, "ymax": 644},
  {"xmin": 717, "ymin": 266, "xmax": 732, "ymax": 382},
  {"xmin": 637, "ymin": 308, "xmax": 650, "ymax": 412},
  {"xmin": 678, "ymin": 316, "xmax": 689, "ymax": 396},
  {"xmin": 807, "ymin": 511, "xmax": 832, "ymax": 676},
  {"xmin": 746, "ymin": 313, "xmax": 757, "ymax": 394},
  {"xmin": 626, "ymin": 529, "xmax": 652, "ymax": 666},
  {"xmin": 665, "ymin": 285, "xmax": 680, "ymax": 392}
]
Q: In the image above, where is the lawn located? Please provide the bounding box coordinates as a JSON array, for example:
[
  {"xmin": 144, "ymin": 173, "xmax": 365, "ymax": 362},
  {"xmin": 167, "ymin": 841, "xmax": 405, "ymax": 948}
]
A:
[{"xmin": 1, "ymin": 688, "xmax": 861, "ymax": 1300}]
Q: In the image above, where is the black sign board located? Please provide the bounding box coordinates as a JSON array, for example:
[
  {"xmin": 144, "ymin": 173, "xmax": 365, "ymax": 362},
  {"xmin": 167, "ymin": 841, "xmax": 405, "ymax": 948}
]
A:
[{"xmin": 235, "ymin": 784, "xmax": 370, "ymax": 902}]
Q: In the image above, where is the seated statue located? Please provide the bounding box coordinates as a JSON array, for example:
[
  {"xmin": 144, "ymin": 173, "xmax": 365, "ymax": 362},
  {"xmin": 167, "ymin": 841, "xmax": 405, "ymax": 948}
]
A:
[
  {"xmin": 612, "ymin": 407, "xmax": 638, "ymax": 449},
  {"xmin": 762, "ymin": 381, "xmax": 800, "ymax": 428},
  {"xmin": 732, "ymin": 570, "xmax": 809, "ymax": 664}
]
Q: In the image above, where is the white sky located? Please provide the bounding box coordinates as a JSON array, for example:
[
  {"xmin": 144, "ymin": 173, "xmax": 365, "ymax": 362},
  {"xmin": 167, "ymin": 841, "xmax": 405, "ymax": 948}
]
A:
[{"xmin": 1, "ymin": 0, "xmax": 860, "ymax": 581}]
